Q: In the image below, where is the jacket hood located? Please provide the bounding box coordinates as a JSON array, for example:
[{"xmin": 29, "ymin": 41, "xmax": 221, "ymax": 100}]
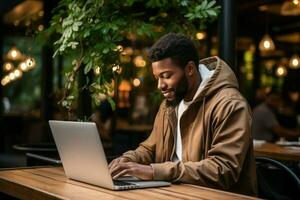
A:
[{"xmin": 195, "ymin": 56, "xmax": 239, "ymax": 101}]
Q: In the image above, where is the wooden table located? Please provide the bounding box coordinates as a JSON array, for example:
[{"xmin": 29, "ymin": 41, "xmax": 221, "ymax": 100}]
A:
[
  {"xmin": 254, "ymin": 142, "xmax": 300, "ymax": 161},
  {"xmin": 0, "ymin": 167, "xmax": 259, "ymax": 200}
]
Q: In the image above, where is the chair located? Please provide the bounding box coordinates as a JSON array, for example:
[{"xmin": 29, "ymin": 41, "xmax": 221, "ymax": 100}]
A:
[
  {"xmin": 255, "ymin": 156, "xmax": 300, "ymax": 200},
  {"xmin": 13, "ymin": 143, "xmax": 59, "ymax": 166},
  {"xmin": 26, "ymin": 152, "xmax": 61, "ymax": 166}
]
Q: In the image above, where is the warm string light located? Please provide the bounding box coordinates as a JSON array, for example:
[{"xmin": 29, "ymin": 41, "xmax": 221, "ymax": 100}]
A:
[
  {"xmin": 113, "ymin": 45, "xmax": 149, "ymax": 93},
  {"xmin": 276, "ymin": 64, "xmax": 287, "ymax": 77},
  {"xmin": 112, "ymin": 64, "xmax": 122, "ymax": 74},
  {"xmin": 10, "ymin": 3, "xmax": 44, "ymax": 32},
  {"xmin": 3, "ymin": 62, "xmax": 13, "ymax": 71},
  {"xmin": 1, "ymin": 47, "xmax": 36, "ymax": 86},
  {"xmin": 195, "ymin": 31, "xmax": 206, "ymax": 40},
  {"xmin": 293, "ymin": 0, "xmax": 299, "ymax": 6},
  {"xmin": 94, "ymin": 66, "xmax": 101, "ymax": 75},
  {"xmin": 6, "ymin": 47, "xmax": 22, "ymax": 60},
  {"xmin": 14, "ymin": 69, "xmax": 22, "ymax": 78},
  {"xmin": 133, "ymin": 78, "xmax": 141, "ymax": 87},
  {"xmin": 38, "ymin": 24, "xmax": 44, "ymax": 31},
  {"xmin": 133, "ymin": 56, "xmax": 146, "ymax": 67},
  {"xmin": 25, "ymin": 57, "xmax": 36, "ymax": 69}
]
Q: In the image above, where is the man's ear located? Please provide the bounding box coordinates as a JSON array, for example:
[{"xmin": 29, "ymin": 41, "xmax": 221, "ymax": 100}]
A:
[{"xmin": 185, "ymin": 61, "xmax": 196, "ymax": 76}]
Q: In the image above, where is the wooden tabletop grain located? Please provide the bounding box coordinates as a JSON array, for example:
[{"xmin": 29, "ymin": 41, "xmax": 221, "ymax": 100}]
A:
[
  {"xmin": 254, "ymin": 142, "xmax": 300, "ymax": 161},
  {"xmin": 0, "ymin": 167, "xmax": 260, "ymax": 200}
]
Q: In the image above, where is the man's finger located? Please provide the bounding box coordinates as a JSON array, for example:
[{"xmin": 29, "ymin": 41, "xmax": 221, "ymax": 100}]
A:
[
  {"xmin": 108, "ymin": 157, "xmax": 129, "ymax": 169},
  {"xmin": 111, "ymin": 162, "xmax": 135, "ymax": 177},
  {"xmin": 113, "ymin": 168, "xmax": 130, "ymax": 180},
  {"xmin": 108, "ymin": 157, "xmax": 122, "ymax": 170},
  {"xmin": 108, "ymin": 158, "xmax": 117, "ymax": 168},
  {"xmin": 110, "ymin": 162, "xmax": 128, "ymax": 176},
  {"xmin": 109, "ymin": 162, "xmax": 121, "ymax": 173}
]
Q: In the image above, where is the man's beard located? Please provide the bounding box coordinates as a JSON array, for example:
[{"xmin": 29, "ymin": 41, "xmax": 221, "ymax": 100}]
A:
[{"xmin": 166, "ymin": 75, "xmax": 189, "ymax": 107}]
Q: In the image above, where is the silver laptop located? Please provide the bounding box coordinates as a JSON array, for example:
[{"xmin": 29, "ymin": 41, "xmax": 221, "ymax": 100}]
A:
[{"xmin": 49, "ymin": 120, "xmax": 171, "ymax": 190}]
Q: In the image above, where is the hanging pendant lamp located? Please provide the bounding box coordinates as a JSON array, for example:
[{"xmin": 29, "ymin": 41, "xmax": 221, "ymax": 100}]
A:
[
  {"xmin": 259, "ymin": 34, "xmax": 275, "ymax": 52},
  {"xmin": 289, "ymin": 54, "xmax": 300, "ymax": 69}
]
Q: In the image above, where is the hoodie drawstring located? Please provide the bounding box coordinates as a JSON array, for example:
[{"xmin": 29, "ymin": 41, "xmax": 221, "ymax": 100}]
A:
[{"xmin": 201, "ymin": 97, "xmax": 207, "ymax": 160}]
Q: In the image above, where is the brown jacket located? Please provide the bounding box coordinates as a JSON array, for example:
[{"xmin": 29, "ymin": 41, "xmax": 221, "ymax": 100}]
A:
[{"xmin": 123, "ymin": 56, "xmax": 257, "ymax": 196}]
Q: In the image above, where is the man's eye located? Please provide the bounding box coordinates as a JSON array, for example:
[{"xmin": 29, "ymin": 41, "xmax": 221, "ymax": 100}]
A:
[{"xmin": 162, "ymin": 74, "xmax": 171, "ymax": 78}]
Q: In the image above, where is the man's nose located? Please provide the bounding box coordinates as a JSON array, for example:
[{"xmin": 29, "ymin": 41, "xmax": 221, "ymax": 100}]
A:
[{"xmin": 157, "ymin": 78, "xmax": 166, "ymax": 90}]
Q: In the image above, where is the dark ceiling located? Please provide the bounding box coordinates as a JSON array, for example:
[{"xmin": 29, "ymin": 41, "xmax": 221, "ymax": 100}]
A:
[
  {"xmin": 0, "ymin": 0, "xmax": 299, "ymax": 54},
  {"xmin": 236, "ymin": 0, "xmax": 300, "ymax": 56},
  {"xmin": 0, "ymin": 0, "xmax": 22, "ymax": 14},
  {"xmin": 237, "ymin": 0, "xmax": 300, "ymax": 36}
]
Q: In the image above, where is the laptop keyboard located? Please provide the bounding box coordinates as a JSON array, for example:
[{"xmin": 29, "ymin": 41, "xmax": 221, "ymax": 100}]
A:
[{"xmin": 113, "ymin": 180, "xmax": 135, "ymax": 186}]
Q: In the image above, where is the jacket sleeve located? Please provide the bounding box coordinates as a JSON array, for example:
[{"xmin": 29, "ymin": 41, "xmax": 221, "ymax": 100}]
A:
[
  {"xmin": 151, "ymin": 98, "xmax": 252, "ymax": 190},
  {"xmin": 122, "ymin": 103, "xmax": 165, "ymax": 164}
]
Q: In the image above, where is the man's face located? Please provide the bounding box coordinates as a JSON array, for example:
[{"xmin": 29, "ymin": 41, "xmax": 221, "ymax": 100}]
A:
[{"xmin": 152, "ymin": 58, "xmax": 189, "ymax": 105}]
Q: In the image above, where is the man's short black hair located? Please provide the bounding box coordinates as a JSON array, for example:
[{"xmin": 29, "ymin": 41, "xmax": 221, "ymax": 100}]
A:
[{"xmin": 148, "ymin": 32, "xmax": 199, "ymax": 69}]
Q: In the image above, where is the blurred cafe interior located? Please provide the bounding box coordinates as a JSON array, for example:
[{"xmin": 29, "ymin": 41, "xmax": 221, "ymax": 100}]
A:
[{"xmin": 0, "ymin": 0, "xmax": 299, "ymax": 199}]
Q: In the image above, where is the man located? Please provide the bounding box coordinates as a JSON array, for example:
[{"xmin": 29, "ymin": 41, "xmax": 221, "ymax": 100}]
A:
[
  {"xmin": 109, "ymin": 33, "xmax": 257, "ymax": 196},
  {"xmin": 252, "ymin": 91, "xmax": 299, "ymax": 142}
]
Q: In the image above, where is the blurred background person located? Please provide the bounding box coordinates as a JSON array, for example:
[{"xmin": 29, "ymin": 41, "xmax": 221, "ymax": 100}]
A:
[{"xmin": 252, "ymin": 90, "xmax": 299, "ymax": 142}]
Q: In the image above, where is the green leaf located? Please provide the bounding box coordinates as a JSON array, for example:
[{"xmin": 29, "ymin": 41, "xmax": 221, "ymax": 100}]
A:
[
  {"xmin": 110, "ymin": 24, "xmax": 119, "ymax": 31},
  {"xmin": 102, "ymin": 48, "xmax": 110, "ymax": 54},
  {"xmin": 184, "ymin": 13, "xmax": 194, "ymax": 19},
  {"xmin": 202, "ymin": 11, "xmax": 208, "ymax": 18},
  {"xmin": 53, "ymin": 49, "xmax": 59, "ymax": 58},
  {"xmin": 84, "ymin": 61, "xmax": 93, "ymax": 74},
  {"xmin": 86, "ymin": 76, "xmax": 90, "ymax": 85},
  {"xmin": 83, "ymin": 30, "xmax": 90, "ymax": 38},
  {"xmin": 62, "ymin": 17, "xmax": 73, "ymax": 28},
  {"xmin": 206, "ymin": 9, "xmax": 217, "ymax": 16},
  {"xmin": 206, "ymin": 0, "xmax": 216, "ymax": 9},
  {"xmin": 72, "ymin": 21, "xmax": 82, "ymax": 31},
  {"xmin": 102, "ymin": 27, "xmax": 109, "ymax": 34},
  {"xmin": 126, "ymin": 0, "xmax": 136, "ymax": 6},
  {"xmin": 195, "ymin": 5, "xmax": 202, "ymax": 12},
  {"xmin": 200, "ymin": 0, "xmax": 208, "ymax": 8},
  {"xmin": 107, "ymin": 96, "xmax": 116, "ymax": 110},
  {"xmin": 62, "ymin": 100, "xmax": 68, "ymax": 107},
  {"xmin": 179, "ymin": 0, "xmax": 188, "ymax": 6},
  {"xmin": 67, "ymin": 95, "xmax": 75, "ymax": 100}
]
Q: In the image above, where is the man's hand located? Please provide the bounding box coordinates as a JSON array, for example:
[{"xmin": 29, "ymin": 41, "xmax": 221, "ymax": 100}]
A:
[
  {"xmin": 108, "ymin": 157, "xmax": 130, "ymax": 173},
  {"xmin": 109, "ymin": 158, "xmax": 154, "ymax": 180}
]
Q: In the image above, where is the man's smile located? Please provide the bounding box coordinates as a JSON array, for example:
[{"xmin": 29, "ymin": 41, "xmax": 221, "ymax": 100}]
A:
[{"xmin": 162, "ymin": 90, "xmax": 174, "ymax": 98}]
